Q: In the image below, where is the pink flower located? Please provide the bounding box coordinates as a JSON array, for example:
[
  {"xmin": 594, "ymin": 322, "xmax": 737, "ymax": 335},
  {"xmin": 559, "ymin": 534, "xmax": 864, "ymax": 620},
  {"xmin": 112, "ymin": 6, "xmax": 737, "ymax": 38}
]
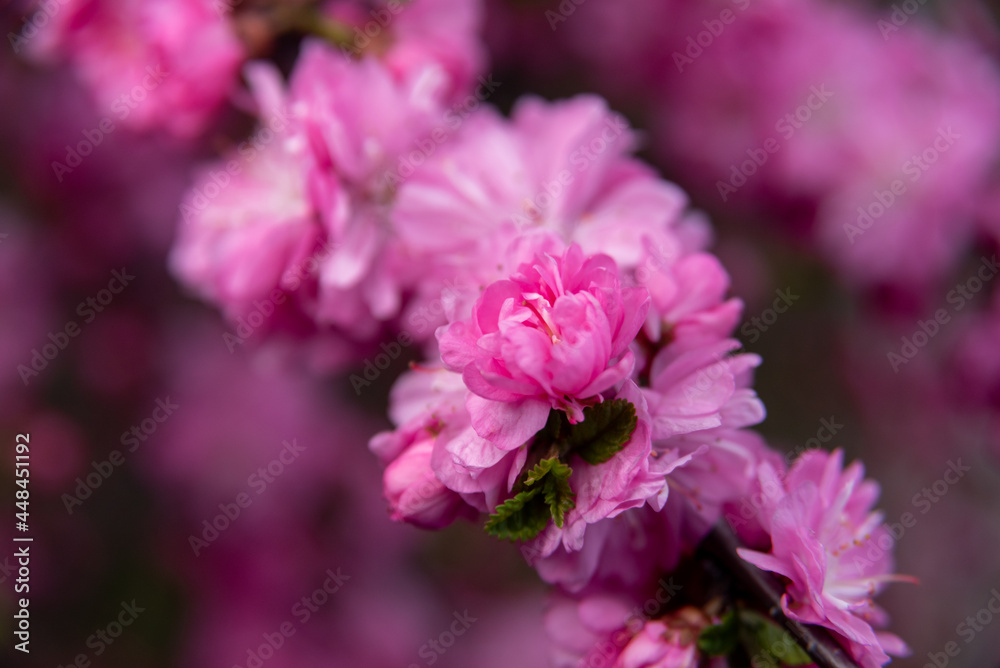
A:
[
  {"xmin": 737, "ymin": 449, "xmax": 913, "ymax": 668},
  {"xmin": 169, "ymin": 102, "xmax": 319, "ymax": 319},
  {"xmin": 639, "ymin": 251, "xmax": 743, "ymax": 352},
  {"xmin": 27, "ymin": 0, "xmax": 243, "ymax": 137},
  {"xmin": 172, "ymin": 42, "xmax": 457, "ymax": 344},
  {"xmin": 379, "ymin": 360, "xmax": 691, "ymax": 560},
  {"xmin": 523, "ymin": 380, "xmax": 686, "ymax": 559},
  {"xmin": 438, "ymin": 243, "xmax": 649, "ymax": 448},
  {"xmin": 534, "ymin": 427, "xmax": 775, "ymax": 592},
  {"xmin": 615, "ymin": 618, "xmax": 700, "ymax": 668},
  {"xmin": 545, "ymin": 589, "xmax": 711, "ymax": 668},
  {"xmin": 392, "ymin": 94, "xmax": 695, "ymax": 334},
  {"xmin": 643, "ymin": 339, "xmax": 765, "ymax": 441},
  {"xmin": 372, "ymin": 364, "xmax": 517, "ymax": 517},
  {"xmin": 379, "ymin": 434, "xmax": 479, "ymax": 529},
  {"xmin": 653, "ymin": 0, "xmax": 1000, "ymax": 292}
]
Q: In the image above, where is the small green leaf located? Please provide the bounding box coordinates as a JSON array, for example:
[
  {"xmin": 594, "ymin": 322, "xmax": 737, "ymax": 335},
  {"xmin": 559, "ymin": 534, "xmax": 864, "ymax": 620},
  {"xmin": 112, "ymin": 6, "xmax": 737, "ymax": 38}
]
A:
[
  {"xmin": 484, "ymin": 486, "xmax": 548, "ymax": 541},
  {"xmin": 738, "ymin": 611, "xmax": 812, "ymax": 667},
  {"xmin": 485, "ymin": 457, "xmax": 576, "ymax": 539},
  {"xmin": 697, "ymin": 609, "xmax": 739, "ymax": 657},
  {"xmin": 523, "ymin": 457, "xmax": 570, "ymax": 486},
  {"xmin": 565, "ymin": 398, "xmax": 638, "ymax": 465},
  {"xmin": 541, "ymin": 461, "xmax": 575, "ymax": 528}
]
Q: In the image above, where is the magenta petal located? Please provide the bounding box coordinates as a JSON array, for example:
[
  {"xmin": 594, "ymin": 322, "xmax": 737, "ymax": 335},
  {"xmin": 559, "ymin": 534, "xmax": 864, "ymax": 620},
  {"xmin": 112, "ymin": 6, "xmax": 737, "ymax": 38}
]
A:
[
  {"xmin": 467, "ymin": 394, "xmax": 549, "ymax": 450},
  {"xmin": 737, "ymin": 548, "xmax": 796, "ymax": 580}
]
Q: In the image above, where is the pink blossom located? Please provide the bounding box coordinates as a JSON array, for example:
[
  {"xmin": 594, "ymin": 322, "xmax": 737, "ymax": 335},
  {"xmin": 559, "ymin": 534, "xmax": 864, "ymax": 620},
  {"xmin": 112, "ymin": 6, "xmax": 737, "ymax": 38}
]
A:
[
  {"xmin": 370, "ymin": 366, "xmax": 481, "ymax": 528},
  {"xmin": 438, "ymin": 243, "xmax": 649, "ymax": 448},
  {"xmin": 546, "ymin": 590, "xmax": 712, "ymax": 668},
  {"xmin": 379, "ymin": 361, "xmax": 693, "ymax": 560},
  {"xmin": 535, "ymin": 427, "xmax": 775, "ymax": 592},
  {"xmin": 638, "ymin": 251, "xmax": 743, "ymax": 352},
  {"xmin": 654, "ymin": 0, "xmax": 1000, "ymax": 292},
  {"xmin": 738, "ymin": 449, "xmax": 913, "ymax": 668},
  {"xmin": 642, "ymin": 339, "xmax": 765, "ymax": 441},
  {"xmin": 533, "ymin": 504, "xmax": 684, "ymax": 595},
  {"xmin": 172, "ymin": 42, "xmax": 454, "ymax": 344},
  {"xmin": 615, "ymin": 618, "xmax": 700, "ymax": 668},
  {"xmin": 392, "ymin": 94, "xmax": 695, "ymax": 333},
  {"xmin": 169, "ymin": 106, "xmax": 319, "ymax": 320},
  {"xmin": 380, "ymin": 433, "xmax": 479, "ymax": 529},
  {"xmin": 523, "ymin": 380, "xmax": 684, "ymax": 559},
  {"xmin": 27, "ymin": 0, "xmax": 243, "ymax": 137},
  {"xmin": 372, "ymin": 364, "xmax": 516, "ymax": 516}
]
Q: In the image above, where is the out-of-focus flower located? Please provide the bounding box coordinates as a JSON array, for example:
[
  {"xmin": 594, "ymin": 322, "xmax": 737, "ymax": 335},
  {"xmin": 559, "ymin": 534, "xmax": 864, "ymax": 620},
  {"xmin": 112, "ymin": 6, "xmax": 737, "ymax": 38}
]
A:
[
  {"xmin": 26, "ymin": 0, "xmax": 243, "ymax": 137},
  {"xmin": 546, "ymin": 589, "xmax": 715, "ymax": 668},
  {"xmin": 392, "ymin": 94, "xmax": 695, "ymax": 331},
  {"xmin": 654, "ymin": 0, "xmax": 1000, "ymax": 294},
  {"xmin": 171, "ymin": 41, "xmax": 453, "ymax": 347},
  {"xmin": 738, "ymin": 449, "xmax": 913, "ymax": 668}
]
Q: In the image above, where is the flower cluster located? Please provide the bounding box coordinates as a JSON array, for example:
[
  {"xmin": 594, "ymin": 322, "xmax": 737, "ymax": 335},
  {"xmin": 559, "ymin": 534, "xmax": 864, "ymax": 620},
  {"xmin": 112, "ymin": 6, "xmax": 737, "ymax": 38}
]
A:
[{"xmin": 162, "ymin": 0, "xmax": 914, "ymax": 665}]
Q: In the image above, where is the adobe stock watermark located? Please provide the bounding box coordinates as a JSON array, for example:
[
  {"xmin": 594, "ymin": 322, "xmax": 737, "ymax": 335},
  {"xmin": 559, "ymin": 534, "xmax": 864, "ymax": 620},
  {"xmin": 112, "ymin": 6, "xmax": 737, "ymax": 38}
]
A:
[
  {"xmin": 672, "ymin": 0, "xmax": 753, "ymax": 73},
  {"xmin": 924, "ymin": 587, "xmax": 1000, "ymax": 668},
  {"xmin": 223, "ymin": 239, "xmax": 338, "ymax": 352},
  {"xmin": 632, "ymin": 241, "xmax": 681, "ymax": 287},
  {"xmin": 189, "ymin": 438, "xmax": 306, "ymax": 555},
  {"xmin": 0, "ymin": 552, "xmax": 19, "ymax": 586},
  {"xmin": 878, "ymin": 0, "xmax": 931, "ymax": 40},
  {"xmin": 55, "ymin": 600, "xmax": 144, "ymax": 668},
  {"xmin": 51, "ymin": 66, "xmax": 170, "ymax": 182},
  {"xmin": 843, "ymin": 126, "xmax": 959, "ymax": 244},
  {"xmin": 887, "ymin": 254, "xmax": 998, "ymax": 372},
  {"xmin": 510, "ymin": 112, "xmax": 628, "ymax": 229},
  {"xmin": 180, "ymin": 106, "xmax": 291, "ymax": 224},
  {"xmin": 848, "ymin": 458, "xmax": 970, "ymax": 579},
  {"xmin": 232, "ymin": 567, "xmax": 351, "ymax": 668},
  {"xmin": 739, "ymin": 288, "xmax": 799, "ymax": 344},
  {"xmin": 62, "ymin": 397, "xmax": 180, "ymax": 514},
  {"xmin": 717, "ymin": 85, "xmax": 834, "ymax": 202},
  {"xmin": 726, "ymin": 417, "xmax": 843, "ymax": 531},
  {"xmin": 546, "ymin": 0, "xmax": 589, "ymax": 31},
  {"xmin": 349, "ymin": 275, "xmax": 471, "ymax": 395},
  {"xmin": 17, "ymin": 267, "xmax": 135, "ymax": 386},
  {"xmin": 339, "ymin": 0, "xmax": 407, "ymax": 55},
  {"xmin": 8, "ymin": 0, "xmax": 72, "ymax": 54},
  {"xmin": 378, "ymin": 74, "xmax": 502, "ymax": 189},
  {"xmin": 408, "ymin": 610, "xmax": 478, "ymax": 667}
]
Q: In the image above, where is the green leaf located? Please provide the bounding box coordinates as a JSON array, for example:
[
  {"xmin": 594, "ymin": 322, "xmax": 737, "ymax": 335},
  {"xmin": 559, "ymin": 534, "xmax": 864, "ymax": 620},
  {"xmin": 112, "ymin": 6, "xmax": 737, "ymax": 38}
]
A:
[
  {"xmin": 565, "ymin": 398, "xmax": 638, "ymax": 465},
  {"xmin": 539, "ymin": 460, "xmax": 575, "ymax": 528},
  {"xmin": 697, "ymin": 609, "xmax": 739, "ymax": 657},
  {"xmin": 523, "ymin": 457, "xmax": 569, "ymax": 486},
  {"xmin": 485, "ymin": 457, "xmax": 576, "ymax": 539},
  {"xmin": 484, "ymin": 486, "xmax": 548, "ymax": 541},
  {"xmin": 738, "ymin": 611, "xmax": 812, "ymax": 667}
]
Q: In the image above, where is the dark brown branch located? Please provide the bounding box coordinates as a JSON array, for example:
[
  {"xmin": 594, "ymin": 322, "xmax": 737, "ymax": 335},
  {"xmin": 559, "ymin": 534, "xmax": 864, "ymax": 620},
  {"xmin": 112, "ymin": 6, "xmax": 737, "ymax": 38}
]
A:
[{"xmin": 698, "ymin": 521, "xmax": 861, "ymax": 668}]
